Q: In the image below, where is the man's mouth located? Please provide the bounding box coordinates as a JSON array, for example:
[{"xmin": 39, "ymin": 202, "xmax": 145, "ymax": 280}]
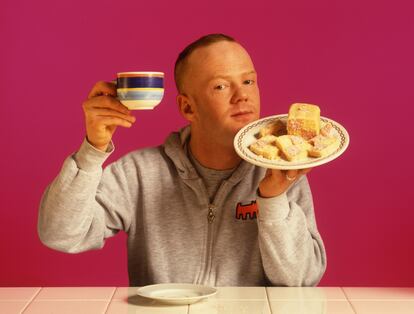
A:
[{"xmin": 230, "ymin": 111, "xmax": 253, "ymax": 117}]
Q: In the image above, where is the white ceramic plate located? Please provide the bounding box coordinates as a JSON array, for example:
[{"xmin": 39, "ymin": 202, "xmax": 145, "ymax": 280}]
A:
[
  {"xmin": 136, "ymin": 283, "xmax": 217, "ymax": 305},
  {"xmin": 234, "ymin": 114, "xmax": 350, "ymax": 170}
]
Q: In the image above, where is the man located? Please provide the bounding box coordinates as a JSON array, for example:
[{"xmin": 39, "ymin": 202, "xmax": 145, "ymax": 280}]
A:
[{"xmin": 38, "ymin": 34, "xmax": 326, "ymax": 286}]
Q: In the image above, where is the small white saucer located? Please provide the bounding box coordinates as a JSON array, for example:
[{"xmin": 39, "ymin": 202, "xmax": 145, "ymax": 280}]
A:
[{"xmin": 136, "ymin": 283, "xmax": 217, "ymax": 305}]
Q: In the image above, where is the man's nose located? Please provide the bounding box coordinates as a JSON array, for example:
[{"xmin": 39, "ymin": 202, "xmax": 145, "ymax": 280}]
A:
[{"xmin": 231, "ymin": 85, "xmax": 248, "ymax": 104}]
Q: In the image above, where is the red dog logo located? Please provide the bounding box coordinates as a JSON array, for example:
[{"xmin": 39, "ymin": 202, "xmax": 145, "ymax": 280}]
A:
[{"xmin": 235, "ymin": 201, "xmax": 258, "ymax": 220}]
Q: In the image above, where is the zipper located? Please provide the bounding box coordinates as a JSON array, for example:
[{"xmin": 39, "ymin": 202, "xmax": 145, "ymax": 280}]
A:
[
  {"xmin": 198, "ymin": 203, "xmax": 215, "ymax": 284},
  {"xmin": 201, "ymin": 185, "xmax": 227, "ymax": 284},
  {"xmin": 197, "ymin": 182, "xmax": 226, "ymax": 284},
  {"xmin": 207, "ymin": 204, "xmax": 216, "ymax": 223}
]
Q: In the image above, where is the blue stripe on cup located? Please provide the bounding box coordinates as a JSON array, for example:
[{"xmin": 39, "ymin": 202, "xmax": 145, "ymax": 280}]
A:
[
  {"xmin": 117, "ymin": 77, "xmax": 164, "ymax": 88},
  {"xmin": 117, "ymin": 90, "xmax": 164, "ymax": 101}
]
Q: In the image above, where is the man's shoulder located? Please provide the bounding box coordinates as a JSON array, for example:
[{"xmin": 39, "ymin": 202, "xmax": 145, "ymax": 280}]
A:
[
  {"xmin": 117, "ymin": 145, "xmax": 168, "ymax": 166},
  {"xmin": 106, "ymin": 128, "xmax": 188, "ymax": 177}
]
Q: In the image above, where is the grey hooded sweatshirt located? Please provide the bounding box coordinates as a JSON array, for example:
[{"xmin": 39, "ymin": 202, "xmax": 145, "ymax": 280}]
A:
[{"xmin": 38, "ymin": 126, "xmax": 326, "ymax": 286}]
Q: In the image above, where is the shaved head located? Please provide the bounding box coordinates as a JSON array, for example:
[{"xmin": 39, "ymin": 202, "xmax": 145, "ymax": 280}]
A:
[{"xmin": 174, "ymin": 34, "xmax": 236, "ymax": 94}]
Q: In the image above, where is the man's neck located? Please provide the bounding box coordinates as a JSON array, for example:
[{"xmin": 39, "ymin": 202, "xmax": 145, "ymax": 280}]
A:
[{"xmin": 189, "ymin": 132, "xmax": 241, "ymax": 170}]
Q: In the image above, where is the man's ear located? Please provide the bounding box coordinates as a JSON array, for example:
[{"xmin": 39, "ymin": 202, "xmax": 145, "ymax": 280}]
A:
[{"xmin": 177, "ymin": 94, "xmax": 195, "ymax": 121}]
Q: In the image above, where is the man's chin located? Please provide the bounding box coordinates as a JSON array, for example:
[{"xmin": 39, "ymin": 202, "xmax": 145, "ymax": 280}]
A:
[{"xmin": 232, "ymin": 114, "xmax": 258, "ymax": 131}]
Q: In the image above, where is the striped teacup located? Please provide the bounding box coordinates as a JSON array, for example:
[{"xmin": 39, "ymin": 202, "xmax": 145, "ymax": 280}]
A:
[{"xmin": 116, "ymin": 72, "xmax": 164, "ymax": 110}]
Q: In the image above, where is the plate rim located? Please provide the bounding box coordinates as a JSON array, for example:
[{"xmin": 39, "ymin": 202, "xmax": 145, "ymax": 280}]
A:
[{"xmin": 233, "ymin": 114, "xmax": 350, "ymax": 170}]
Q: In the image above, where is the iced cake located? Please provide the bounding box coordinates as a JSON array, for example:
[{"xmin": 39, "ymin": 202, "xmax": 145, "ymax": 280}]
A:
[{"xmin": 287, "ymin": 103, "xmax": 320, "ymax": 140}]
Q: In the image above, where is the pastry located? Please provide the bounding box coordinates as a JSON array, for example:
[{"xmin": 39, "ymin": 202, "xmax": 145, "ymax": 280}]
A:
[
  {"xmin": 249, "ymin": 135, "xmax": 280, "ymax": 160},
  {"xmin": 259, "ymin": 119, "xmax": 287, "ymax": 138},
  {"xmin": 274, "ymin": 135, "xmax": 311, "ymax": 161},
  {"xmin": 287, "ymin": 103, "xmax": 320, "ymax": 140},
  {"xmin": 320, "ymin": 122, "xmax": 340, "ymax": 138},
  {"xmin": 308, "ymin": 135, "xmax": 340, "ymax": 158},
  {"xmin": 308, "ymin": 123, "xmax": 340, "ymax": 158},
  {"xmin": 249, "ymin": 104, "xmax": 341, "ymax": 162}
]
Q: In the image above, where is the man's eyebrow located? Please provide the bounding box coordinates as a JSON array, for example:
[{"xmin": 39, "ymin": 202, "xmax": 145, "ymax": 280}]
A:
[{"xmin": 209, "ymin": 70, "xmax": 257, "ymax": 81}]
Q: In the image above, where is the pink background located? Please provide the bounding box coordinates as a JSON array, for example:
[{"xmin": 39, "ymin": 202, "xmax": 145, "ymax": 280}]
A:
[{"xmin": 1, "ymin": 0, "xmax": 413, "ymax": 286}]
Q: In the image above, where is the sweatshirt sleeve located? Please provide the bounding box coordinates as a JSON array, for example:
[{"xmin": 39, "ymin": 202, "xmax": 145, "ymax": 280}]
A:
[
  {"xmin": 37, "ymin": 139, "xmax": 134, "ymax": 253},
  {"xmin": 256, "ymin": 175, "xmax": 327, "ymax": 286}
]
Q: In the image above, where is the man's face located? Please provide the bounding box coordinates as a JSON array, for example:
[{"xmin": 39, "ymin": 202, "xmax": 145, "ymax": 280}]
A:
[{"xmin": 181, "ymin": 41, "xmax": 260, "ymax": 143}]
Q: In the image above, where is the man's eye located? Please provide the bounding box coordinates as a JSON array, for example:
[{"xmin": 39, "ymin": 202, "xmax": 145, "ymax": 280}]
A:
[
  {"xmin": 214, "ymin": 84, "xmax": 226, "ymax": 90},
  {"xmin": 244, "ymin": 79, "xmax": 255, "ymax": 85}
]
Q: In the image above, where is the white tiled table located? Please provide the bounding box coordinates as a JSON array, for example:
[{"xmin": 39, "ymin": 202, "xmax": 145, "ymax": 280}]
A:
[{"xmin": 1, "ymin": 287, "xmax": 414, "ymax": 313}]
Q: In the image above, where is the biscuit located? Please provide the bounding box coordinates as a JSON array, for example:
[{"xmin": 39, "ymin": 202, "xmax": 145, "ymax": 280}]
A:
[
  {"xmin": 275, "ymin": 135, "xmax": 310, "ymax": 161},
  {"xmin": 249, "ymin": 135, "xmax": 280, "ymax": 160},
  {"xmin": 308, "ymin": 134, "xmax": 340, "ymax": 158}
]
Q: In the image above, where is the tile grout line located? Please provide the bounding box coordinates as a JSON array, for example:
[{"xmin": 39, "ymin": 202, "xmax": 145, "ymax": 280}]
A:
[
  {"xmin": 341, "ymin": 287, "xmax": 358, "ymax": 314},
  {"xmin": 103, "ymin": 287, "xmax": 117, "ymax": 314},
  {"xmin": 264, "ymin": 287, "xmax": 273, "ymax": 314},
  {"xmin": 21, "ymin": 287, "xmax": 43, "ymax": 314}
]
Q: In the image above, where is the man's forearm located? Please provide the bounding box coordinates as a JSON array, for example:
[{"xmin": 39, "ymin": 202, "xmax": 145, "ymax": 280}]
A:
[
  {"xmin": 38, "ymin": 140, "xmax": 111, "ymax": 253},
  {"xmin": 257, "ymin": 209, "xmax": 326, "ymax": 286},
  {"xmin": 255, "ymin": 178, "xmax": 327, "ymax": 286}
]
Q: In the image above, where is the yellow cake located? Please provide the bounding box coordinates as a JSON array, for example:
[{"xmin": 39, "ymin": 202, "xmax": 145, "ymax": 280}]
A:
[
  {"xmin": 249, "ymin": 135, "xmax": 280, "ymax": 160},
  {"xmin": 308, "ymin": 123, "xmax": 340, "ymax": 158},
  {"xmin": 320, "ymin": 122, "xmax": 339, "ymax": 138},
  {"xmin": 274, "ymin": 135, "xmax": 311, "ymax": 161},
  {"xmin": 287, "ymin": 103, "xmax": 320, "ymax": 140},
  {"xmin": 259, "ymin": 120, "xmax": 287, "ymax": 138},
  {"xmin": 249, "ymin": 103, "xmax": 341, "ymax": 162}
]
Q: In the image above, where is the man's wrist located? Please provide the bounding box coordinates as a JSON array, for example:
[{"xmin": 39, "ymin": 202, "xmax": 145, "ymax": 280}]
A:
[
  {"xmin": 258, "ymin": 187, "xmax": 285, "ymax": 198},
  {"xmin": 86, "ymin": 137, "xmax": 110, "ymax": 153},
  {"xmin": 74, "ymin": 138, "xmax": 114, "ymax": 171}
]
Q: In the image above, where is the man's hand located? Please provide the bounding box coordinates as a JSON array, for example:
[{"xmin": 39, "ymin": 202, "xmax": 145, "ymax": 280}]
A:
[
  {"xmin": 258, "ymin": 168, "xmax": 312, "ymax": 198},
  {"xmin": 82, "ymin": 81, "xmax": 136, "ymax": 151}
]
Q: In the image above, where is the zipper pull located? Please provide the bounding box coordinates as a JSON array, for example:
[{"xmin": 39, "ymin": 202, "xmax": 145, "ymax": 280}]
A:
[{"xmin": 207, "ymin": 204, "xmax": 216, "ymax": 224}]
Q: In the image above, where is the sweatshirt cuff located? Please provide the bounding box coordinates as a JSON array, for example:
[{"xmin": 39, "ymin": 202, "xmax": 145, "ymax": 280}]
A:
[
  {"xmin": 257, "ymin": 192, "xmax": 290, "ymax": 222},
  {"xmin": 73, "ymin": 138, "xmax": 114, "ymax": 172}
]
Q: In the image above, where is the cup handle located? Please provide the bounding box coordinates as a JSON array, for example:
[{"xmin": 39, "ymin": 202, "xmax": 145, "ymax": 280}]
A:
[{"xmin": 109, "ymin": 80, "xmax": 118, "ymax": 98}]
